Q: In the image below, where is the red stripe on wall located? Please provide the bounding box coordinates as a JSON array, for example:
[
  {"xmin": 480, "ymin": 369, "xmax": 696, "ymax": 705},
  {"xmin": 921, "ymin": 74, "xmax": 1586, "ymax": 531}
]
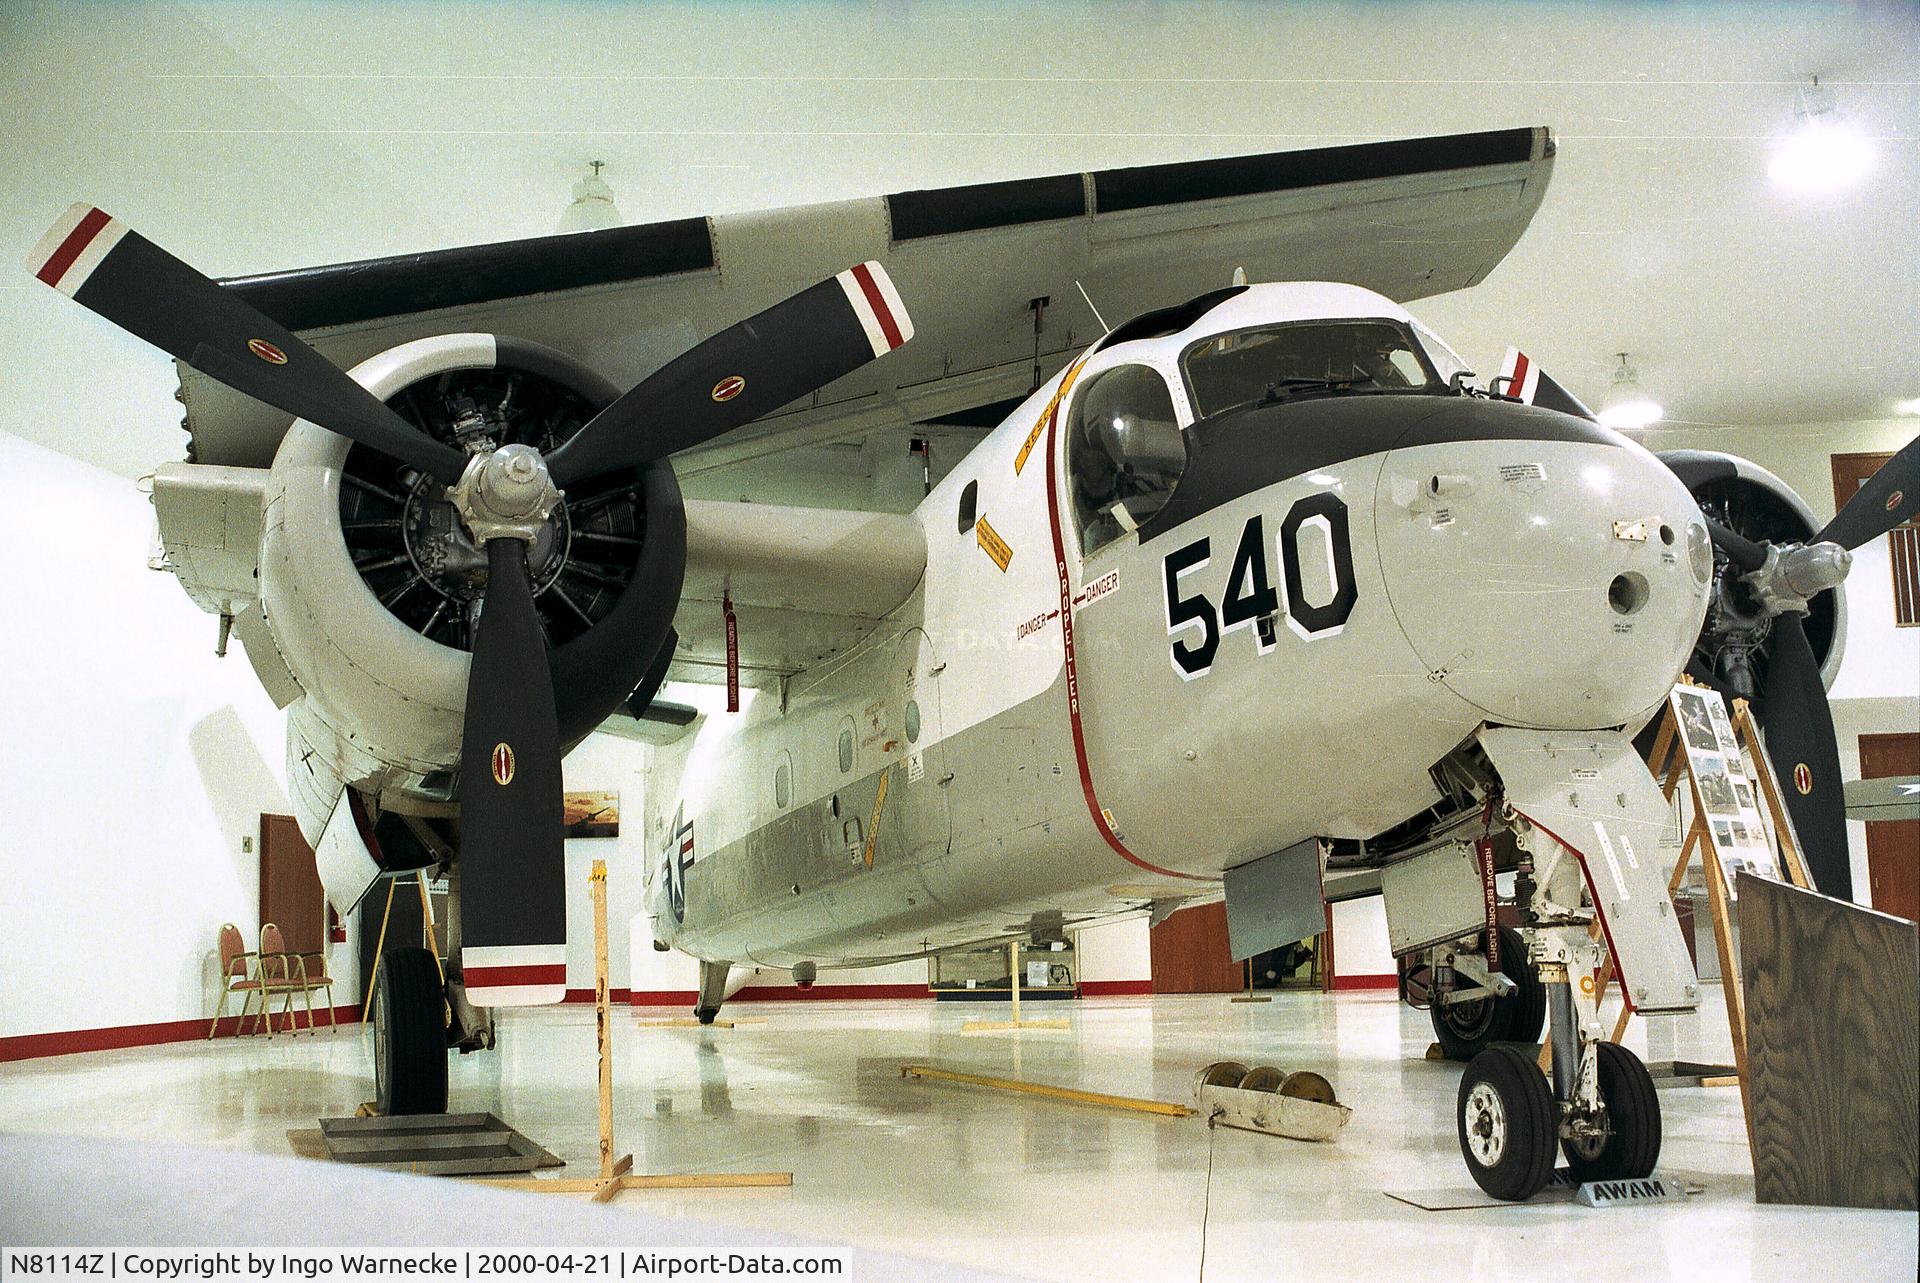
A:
[
  {"xmin": 1330, "ymin": 974, "xmax": 1399, "ymax": 992},
  {"xmin": 0, "ymin": 1005, "xmax": 363, "ymax": 1063},
  {"xmin": 563, "ymin": 988, "xmax": 633, "ymax": 1004},
  {"xmin": 1077, "ymin": 979, "xmax": 1153, "ymax": 996}
]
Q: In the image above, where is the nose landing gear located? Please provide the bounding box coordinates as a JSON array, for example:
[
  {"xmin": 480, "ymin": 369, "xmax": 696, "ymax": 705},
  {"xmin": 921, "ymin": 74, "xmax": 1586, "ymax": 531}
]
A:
[{"xmin": 1455, "ymin": 816, "xmax": 1664, "ymax": 1201}]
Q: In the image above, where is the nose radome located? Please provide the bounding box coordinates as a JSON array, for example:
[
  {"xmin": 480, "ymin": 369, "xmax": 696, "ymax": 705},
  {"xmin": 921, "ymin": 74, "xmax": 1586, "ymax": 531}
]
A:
[{"xmin": 1372, "ymin": 423, "xmax": 1710, "ymax": 731}]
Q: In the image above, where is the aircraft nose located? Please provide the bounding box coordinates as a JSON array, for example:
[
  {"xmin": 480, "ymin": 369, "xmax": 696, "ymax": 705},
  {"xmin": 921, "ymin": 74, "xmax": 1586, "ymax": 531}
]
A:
[{"xmin": 1373, "ymin": 403, "xmax": 1712, "ymax": 729}]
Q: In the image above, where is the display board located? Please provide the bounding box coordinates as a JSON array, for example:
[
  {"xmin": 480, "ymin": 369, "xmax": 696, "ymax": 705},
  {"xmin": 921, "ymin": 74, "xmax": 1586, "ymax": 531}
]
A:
[{"xmin": 1669, "ymin": 685, "xmax": 1780, "ymax": 890}]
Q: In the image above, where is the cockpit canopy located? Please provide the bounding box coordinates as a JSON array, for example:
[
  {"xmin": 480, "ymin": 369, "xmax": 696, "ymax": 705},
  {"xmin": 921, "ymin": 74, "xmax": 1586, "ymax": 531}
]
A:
[
  {"xmin": 1067, "ymin": 313, "xmax": 1459, "ymax": 556},
  {"xmin": 1183, "ymin": 319, "xmax": 1443, "ymax": 417}
]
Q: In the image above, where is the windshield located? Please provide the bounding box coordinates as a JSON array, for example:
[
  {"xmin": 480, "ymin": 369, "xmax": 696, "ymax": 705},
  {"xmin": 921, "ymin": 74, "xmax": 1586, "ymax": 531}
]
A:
[{"xmin": 1181, "ymin": 319, "xmax": 1443, "ymax": 417}]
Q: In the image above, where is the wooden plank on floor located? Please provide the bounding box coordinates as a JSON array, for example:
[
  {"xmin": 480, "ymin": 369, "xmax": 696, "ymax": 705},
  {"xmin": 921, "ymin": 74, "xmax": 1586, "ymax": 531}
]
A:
[
  {"xmin": 1738, "ymin": 872, "xmax": 1919, "ymax": 1210},
  {"xmin": 901, "ymin": 1064, "xmax": 1194, "ymax": 1118}
]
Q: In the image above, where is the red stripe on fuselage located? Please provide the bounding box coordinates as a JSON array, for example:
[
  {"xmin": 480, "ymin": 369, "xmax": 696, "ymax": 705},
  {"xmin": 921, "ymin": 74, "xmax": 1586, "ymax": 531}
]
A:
[
  {"xmin": 850, "ymin": 262, "xmax": 904, "ymax": 350},
  {"xmin": 1040, "ymin": 400, "xmax": 1214, "ymax": 884},
  {"xmin": 36, "ymin": 207, "xmax": 111, "ymax": 288}
]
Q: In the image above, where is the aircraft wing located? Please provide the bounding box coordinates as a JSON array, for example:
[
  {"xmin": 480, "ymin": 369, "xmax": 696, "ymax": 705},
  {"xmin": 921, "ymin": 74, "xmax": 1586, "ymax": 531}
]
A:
[
  {"xmin": 176, "ymin": 126, "xmax": 1555, "ymax": 474},
  {"xmin": 670, "ymin": 499, "xmax": 927, "ymax": 687}
]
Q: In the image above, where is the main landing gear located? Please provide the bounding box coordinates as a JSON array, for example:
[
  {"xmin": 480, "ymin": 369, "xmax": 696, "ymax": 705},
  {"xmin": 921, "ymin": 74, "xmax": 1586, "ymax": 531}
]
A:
[{"xmin": 1454, "ymin": 815, "xmax": 1662, "ymax": 1201}]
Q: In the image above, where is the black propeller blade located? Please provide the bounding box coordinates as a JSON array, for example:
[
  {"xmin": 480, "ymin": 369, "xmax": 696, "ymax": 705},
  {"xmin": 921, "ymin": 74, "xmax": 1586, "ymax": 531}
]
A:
[
  {"xmin": 28, "ymin": 204, "xmax": 468, "ymax": 485},
  {"xmin": 1818, "ymin": 431, "xmax": 1920, "ymax": 551},
  {"xmin": 455, "ymin": 538, "xmax": 568, "ymax": 1005},
  {"xmin": 548, "ymin": 262, "xmax": 912, "ymax": 487},
  {"xmin": 1755, "ymin": 611, "xmax": 1852, "ymax": 899},
  {"xmin": 1703, "ymin": 518, "xmax": 1767, "ymax": 575}
]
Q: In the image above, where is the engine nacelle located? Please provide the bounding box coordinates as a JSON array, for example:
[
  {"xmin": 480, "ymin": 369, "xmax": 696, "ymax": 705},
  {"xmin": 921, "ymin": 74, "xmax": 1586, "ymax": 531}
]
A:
[
  {"xmin": 1659, "ymin": 449, "xmax": 1847, "ymax": 695},
  {"xmin": 250, "ymin": 333, "xmax": 683, "ymax": 845}
]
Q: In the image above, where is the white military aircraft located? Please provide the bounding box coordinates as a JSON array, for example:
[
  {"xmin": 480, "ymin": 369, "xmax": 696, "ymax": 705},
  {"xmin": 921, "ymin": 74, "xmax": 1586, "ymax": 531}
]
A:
[{"xmin": 32, "ymin": 125, "xmax": 1917, "ymax": 1200}]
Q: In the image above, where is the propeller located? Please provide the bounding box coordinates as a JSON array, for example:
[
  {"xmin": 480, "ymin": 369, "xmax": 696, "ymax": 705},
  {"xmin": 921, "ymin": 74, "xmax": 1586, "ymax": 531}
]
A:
[
  {"xmin": 32, "ymin": 204, "xmax": 914, "ymax": 1002},
  {"xmin": 1691, "ymin": 435, "xmax": 1919, "ymax": 899}
]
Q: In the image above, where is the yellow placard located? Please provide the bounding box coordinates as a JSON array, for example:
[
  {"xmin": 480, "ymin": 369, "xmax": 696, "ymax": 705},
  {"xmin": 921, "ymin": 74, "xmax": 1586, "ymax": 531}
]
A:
[
  {"xmin": 862, "ymin": 768, "xmax": 892, "ymax": 869},
  {"xmin": 975, "ymin": 515, "xmax": 1013, "ymax": 571},
  {"xmin": 1014, "ymin": 354, "xmax": 1090, "ymax": 475}
]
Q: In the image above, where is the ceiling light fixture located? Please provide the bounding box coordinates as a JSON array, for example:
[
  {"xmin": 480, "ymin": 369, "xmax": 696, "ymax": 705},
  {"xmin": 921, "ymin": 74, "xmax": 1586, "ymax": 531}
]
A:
[
  {"xmin": 1597, "ymin": 353, "xmax": 1663, "ymax": 432},
  {"xmin": 1769, "ymin": 76, "xmax": 1873, "ymax": 194},
  {"xmin": 1895, "ymin": 396, "xmax": 1920, "ymax": 417},
  {"xmin": 558, "ymin": 161, "xmax": 621, "ymax": 233}
]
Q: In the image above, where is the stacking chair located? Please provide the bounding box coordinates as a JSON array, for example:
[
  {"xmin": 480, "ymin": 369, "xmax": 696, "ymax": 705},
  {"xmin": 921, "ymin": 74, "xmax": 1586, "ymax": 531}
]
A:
[
  {"xmin": 207, "ymin": 923, "xmax": 263, "ymax": 1039},
  {"xmin": 256, "ymin": 921, "xmax": 336, "ymax": 1035}
]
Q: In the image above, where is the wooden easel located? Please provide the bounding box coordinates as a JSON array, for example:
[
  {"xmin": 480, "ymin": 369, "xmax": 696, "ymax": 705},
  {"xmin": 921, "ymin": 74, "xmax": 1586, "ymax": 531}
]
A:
[
  {"xmin": 484, "ymin": 859, "xmax": 792, "ymax": 1202},
  {"xmin": 1551, "ymin": 683, "xmax": 1815, "ymax": 1143}
]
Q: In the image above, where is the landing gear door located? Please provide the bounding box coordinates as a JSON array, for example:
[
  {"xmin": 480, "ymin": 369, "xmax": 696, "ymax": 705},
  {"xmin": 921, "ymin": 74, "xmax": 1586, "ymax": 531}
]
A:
[
  {"xmin": 1479, "ymin": 727, "xmax": 1700, "ymax": 1013},
  {"xmin": 892, "ymin": 627, "xmax": 952, "ymax": 857}
]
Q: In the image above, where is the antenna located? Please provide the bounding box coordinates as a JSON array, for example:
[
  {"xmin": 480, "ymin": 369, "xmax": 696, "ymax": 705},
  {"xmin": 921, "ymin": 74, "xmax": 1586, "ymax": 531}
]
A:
[{"xmin": 1074, "ymin": 279, "xmax": 1108, "ymax": 331}]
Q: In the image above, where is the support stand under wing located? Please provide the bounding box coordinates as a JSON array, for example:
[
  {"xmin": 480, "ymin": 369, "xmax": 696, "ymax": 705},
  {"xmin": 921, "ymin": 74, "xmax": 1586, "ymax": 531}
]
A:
[{"xmin": 1478, "ymin": 727, "xmax": 1700, "ymax": 1014}]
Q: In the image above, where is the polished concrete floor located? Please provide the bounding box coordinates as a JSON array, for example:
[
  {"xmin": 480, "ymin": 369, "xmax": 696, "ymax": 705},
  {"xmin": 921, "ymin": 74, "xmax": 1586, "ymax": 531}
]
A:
[{"xmin": 2, "ymin": 991, "xmax": 1914, "ymax": 1281}]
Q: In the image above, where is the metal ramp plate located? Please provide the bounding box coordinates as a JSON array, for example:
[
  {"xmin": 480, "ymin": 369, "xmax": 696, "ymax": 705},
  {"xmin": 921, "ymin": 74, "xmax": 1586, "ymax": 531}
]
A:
[
  {"xmin": 1478, "ymin": 727, "xmax": 1700, "ymax": 1013},
  {"xmin": 317, "ymin": 1112, "xmax": 564, "ymax": 1177}
]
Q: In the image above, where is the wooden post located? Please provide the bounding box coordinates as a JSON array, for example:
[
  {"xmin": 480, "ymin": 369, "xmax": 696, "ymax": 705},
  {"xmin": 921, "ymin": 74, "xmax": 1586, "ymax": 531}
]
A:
[
  {"xmin": 591, "ymin": 860, "xmax": 616, "ymax": 1183},
  {"xmin": 1008, "ymin": 940, "xmax": 1021, "ymax": 1026}
]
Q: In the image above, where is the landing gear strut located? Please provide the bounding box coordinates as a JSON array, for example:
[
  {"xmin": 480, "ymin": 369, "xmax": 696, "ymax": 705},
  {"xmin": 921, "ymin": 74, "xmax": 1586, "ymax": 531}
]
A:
[
  {"xmin": 694, "ymin": 959, "xmax": 730, "ymax": 1025},
  {"xmin": 1454, "ymin": 811, "xmax": 1663, "ymax": 1201}
]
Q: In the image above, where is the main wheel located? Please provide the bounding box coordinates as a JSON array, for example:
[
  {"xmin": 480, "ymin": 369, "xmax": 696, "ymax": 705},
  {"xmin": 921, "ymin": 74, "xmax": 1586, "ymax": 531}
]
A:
[
  {"xmin": 1561, "ymin": 1041, "xmax": 1662, "ymax": 1182},
  {"xmin": 1497, "ymin": 927, "xmax": 1546, "ymax": 1046},
  {"xmin": 374, "ymin": 947, "xmax": 449, "ymax": 1115},
  {"xmin": 1429, "ymin": 927, "xmax": 1543, "ymax": 1061},
  {"xmin": 1458, "ymin": 1045, "xmax": 1558, "ymax": 1201}
]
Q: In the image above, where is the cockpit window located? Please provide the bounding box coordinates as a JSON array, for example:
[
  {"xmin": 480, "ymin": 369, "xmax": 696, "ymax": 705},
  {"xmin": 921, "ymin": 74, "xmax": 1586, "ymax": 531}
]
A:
[
  {"xmin": 1067, "ymin": 363, "xmax": 1186, "ymax": 556},
  {"xmin": 1181, "ymin": 320, "xmax": 1443, "ymax": 418}
]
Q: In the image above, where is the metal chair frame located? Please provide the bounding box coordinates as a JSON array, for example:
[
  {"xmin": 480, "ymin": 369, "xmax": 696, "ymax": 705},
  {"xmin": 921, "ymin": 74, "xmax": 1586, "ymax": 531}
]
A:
[{"xmin": 254, "ymin": 922, "xmax": 337, "ymax": 1036}]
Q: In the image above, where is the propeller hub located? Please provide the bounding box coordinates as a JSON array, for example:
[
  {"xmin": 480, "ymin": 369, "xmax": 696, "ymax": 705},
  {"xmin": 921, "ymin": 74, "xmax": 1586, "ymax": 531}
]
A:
[
  {"xmin": 448, "ymin": 444, "xmax": 563, "ymax": 544},
  {"xmin": 1742, "ymin": 540, "xmax": 1852, "ymax": 617}
]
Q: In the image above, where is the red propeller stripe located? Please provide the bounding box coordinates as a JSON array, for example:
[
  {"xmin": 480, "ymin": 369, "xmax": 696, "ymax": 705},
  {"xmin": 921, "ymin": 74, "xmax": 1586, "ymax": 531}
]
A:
[
  {"xmin": 849, "ymin": 262, "xmax": 905, "ymax": 351},
  {"xmin": 463, "ymin": 963, "xmax": 567, "ymax": 988},
  {"xmin": 34, "ymin": 206, "xmax": 113, "ymax": 289}
]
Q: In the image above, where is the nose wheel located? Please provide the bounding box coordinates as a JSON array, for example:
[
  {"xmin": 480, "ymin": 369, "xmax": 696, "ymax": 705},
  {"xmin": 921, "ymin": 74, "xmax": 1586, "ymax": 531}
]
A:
[{"xmin": 1457, "ymin": 1045, "xmax": 1558, "ymax": 1201}]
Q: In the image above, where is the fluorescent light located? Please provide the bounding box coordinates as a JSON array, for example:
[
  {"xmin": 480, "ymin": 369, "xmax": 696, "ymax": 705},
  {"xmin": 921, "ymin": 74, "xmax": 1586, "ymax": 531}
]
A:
[
  {"xmin": 1597, "ymin": 353, "xmax": 1663, "ymax": 432},
  {"xmin": 1895, "ymin": 397, "xmax": 1920, "ymax": 417},
  {"xmin": 558, "ymin": 161, "xmax": 621, "ymax": 233},
  {"xmin": 1770, "ymin": 79, "xmax": 1873, "ymax": 193}
]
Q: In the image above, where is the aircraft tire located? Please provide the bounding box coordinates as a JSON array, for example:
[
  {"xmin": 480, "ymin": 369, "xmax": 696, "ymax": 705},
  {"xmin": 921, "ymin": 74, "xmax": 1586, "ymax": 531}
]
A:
[
  {"xmin": 1458, "ymin": 1045, "xmax": 1557, "ymax": 1202},
  {"xmin": 1497, "ymin": 927, "xmax": 1546, "ymax": 1046},
  {"xmin": 694, "ymin": 1006, "xmax": 719, "ymax": 1026},
  {"xmin": 375, "ymin": 947, "xmax": 449, "ymax": 1116},
  {"xmin": 1561, "ymin": 1041, "xmax": 1662, "ymax": 1183}
]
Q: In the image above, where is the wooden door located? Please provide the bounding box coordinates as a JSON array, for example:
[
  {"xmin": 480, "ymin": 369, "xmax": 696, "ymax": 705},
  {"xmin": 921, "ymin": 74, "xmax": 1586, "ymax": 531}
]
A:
[
  {"xmin": 1859, "ymin": 734, "xmax": 1920, "ymax": 922},
  {"xmin": 1149, "ymin": 901, "xmax": 1244, "ymax": 993},
  {"xmin": 260, "ymin": 813, "xmax": 326, "ymax": 955}
]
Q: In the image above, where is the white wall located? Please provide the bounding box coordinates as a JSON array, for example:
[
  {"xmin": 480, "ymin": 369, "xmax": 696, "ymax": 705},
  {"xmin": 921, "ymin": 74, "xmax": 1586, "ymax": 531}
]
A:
[{"xmin": 0, "ymin": 429, "xmax": 312, "ymax": 1039}]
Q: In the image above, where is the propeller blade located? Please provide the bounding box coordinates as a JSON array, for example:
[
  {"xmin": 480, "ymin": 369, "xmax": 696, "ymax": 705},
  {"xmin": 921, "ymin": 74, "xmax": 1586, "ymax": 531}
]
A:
[
  {"xmin": 1704, "ymin": 518, "xmax": 1767, "ymax": 574},
  {"xmin": 1818, "ymin": 431, "xmax": 1920, "ymax": 550},
  {"xmin": 1755, "ymin": 611, "xmax": 1853, "ymax": 899},
  {"xmin": 457, "ymin": 538, "xmax": 568, "ymax": 1005},
  {"xmin": 27, "ymin": 204, "xmax": 468, "ymax": 485},
  {"xmin": 548, "ymin": 262, "xmax": 913, "ymax": 487}
]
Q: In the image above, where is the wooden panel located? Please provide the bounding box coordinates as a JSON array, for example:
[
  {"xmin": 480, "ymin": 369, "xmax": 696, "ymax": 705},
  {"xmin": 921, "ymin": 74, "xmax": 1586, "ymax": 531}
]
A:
[
  {"xmin": 259, "ymin": 814, "xmax": 325, "ymax": 956},
  {"xmin": 1860, "ymin": 733, "xmax": 1920, "ymax": 923},
  {"xmin": 1833, "ymin": 451, "xmax": 1918, "ymax": 626},
  {"xmin": 1150, "ymin": 901, "xmax": 1243, "ymax": 993},
  {"xmin": 1738, "ymin": 872, "xmax": 1918, "ymax": 1209}
]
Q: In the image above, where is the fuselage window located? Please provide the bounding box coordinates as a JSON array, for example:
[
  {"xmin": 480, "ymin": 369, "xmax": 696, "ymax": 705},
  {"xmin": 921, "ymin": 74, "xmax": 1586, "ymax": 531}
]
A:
[
  {"xmin": 837, "ymin": 717, "xmax": 855, "ymax": 773},
  {"xmin": 774, "ymin": 753, "xmax": 792, "ymax": 809},
  {"xmin": 958, "ymin": 479, "xmax": 978, "ymax": 535},
  {"xmin": 904, "ymin": 699, "xmax": 922, "ymax": 745},
  {"xmin": 1182, "ymin": 319, "xmax": 1443, "ymax": 418},
  {"xmin": 1066, "ymin": 363, "xmax": 1187, "ymax": 557}
]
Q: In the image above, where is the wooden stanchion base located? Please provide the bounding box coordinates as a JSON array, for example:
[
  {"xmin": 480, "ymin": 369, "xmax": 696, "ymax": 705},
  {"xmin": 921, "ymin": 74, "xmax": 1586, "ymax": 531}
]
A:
[
  {"xmin": 960, "ymin": 1019, "xmax": 1071, "ymax": 1033},
  {"xmin": 483, "ymin": 1155, "xmax": 792, "ymax": 1205}
]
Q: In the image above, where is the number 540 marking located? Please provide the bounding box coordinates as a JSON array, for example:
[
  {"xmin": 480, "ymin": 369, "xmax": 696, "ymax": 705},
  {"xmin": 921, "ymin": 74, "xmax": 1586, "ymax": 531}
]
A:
[{"xmin": 1163, "ymin": 492, "xmax": 1357, "ymax": 680}]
